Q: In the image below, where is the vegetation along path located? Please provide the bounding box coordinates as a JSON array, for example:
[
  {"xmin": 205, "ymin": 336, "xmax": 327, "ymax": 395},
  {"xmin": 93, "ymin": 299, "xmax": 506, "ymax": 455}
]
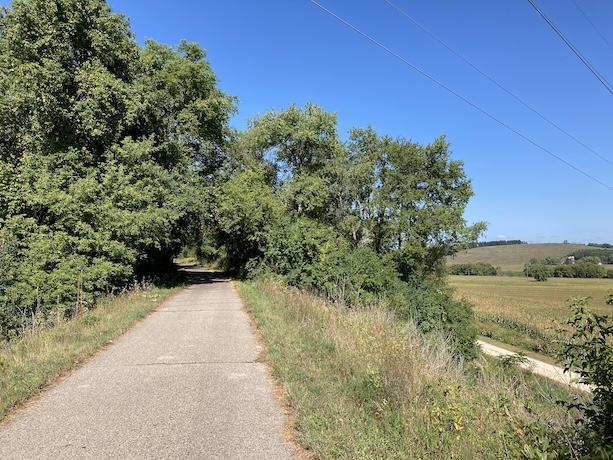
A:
[
  {"xmin": 478, "ymin": 340, "xmax": 591, "ymax": 392},
  {"xmin": 0, "ymin": 267, "xmax": 295, "ymax": 459}
]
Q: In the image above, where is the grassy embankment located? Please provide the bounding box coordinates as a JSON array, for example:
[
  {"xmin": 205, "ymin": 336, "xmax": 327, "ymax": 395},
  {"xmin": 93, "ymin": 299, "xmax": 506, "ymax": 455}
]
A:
[
  {"xmin": 238, "ymin": 278, "xmax": 585, "ymax": 459},
  {"xmin": 0, "ymin": 283, "xmax": 180, "ymax": 422}
]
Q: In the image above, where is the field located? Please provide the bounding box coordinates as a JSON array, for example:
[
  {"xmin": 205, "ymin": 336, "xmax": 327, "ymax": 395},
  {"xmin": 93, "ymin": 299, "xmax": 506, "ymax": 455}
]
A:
[
  {"xmin": 450, "ymin": 275, "xmax": 613, "ymax": 354},
  {"xmin": 447, "ymin": 243, "xmax": 609, "ymax": 272}
]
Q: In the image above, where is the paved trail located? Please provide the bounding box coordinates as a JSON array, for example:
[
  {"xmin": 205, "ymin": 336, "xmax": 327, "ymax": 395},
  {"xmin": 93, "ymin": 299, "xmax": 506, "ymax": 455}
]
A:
[{"xmin": 0, "ymin": 267, "xmax": 295, "ymax": 459}]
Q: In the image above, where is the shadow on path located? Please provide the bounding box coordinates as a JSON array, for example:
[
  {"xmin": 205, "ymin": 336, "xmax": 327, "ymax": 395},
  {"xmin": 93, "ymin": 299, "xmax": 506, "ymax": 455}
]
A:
[{"xmin": 177, "ymin": 264, "xmax": 228, "ymax": 286}]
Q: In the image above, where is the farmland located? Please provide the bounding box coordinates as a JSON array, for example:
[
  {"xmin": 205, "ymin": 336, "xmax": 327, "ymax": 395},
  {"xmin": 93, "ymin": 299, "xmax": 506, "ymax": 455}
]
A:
[
  {"xmin": 447, "ymin": 243, "xmax": 613, "ymax": 355},
  {"xmin": 451, "ymin": 275, "xmax": 613, "ymax": 355}
]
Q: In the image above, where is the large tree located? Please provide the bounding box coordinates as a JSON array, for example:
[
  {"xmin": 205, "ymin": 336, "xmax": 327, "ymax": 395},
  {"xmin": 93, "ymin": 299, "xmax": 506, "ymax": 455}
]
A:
[
  {"xmin": 0, "ymin": 0, "xmax": 235, "ymax": 333},
  {"xmin": 224, "ymin": 104, "xmax": 484, "ymax": 282}
]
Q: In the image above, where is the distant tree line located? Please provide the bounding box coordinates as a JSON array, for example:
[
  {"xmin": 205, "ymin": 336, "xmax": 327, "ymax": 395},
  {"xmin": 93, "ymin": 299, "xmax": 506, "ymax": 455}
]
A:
[
  {"xmin": 467, "ymin": 240, "xmax": 525, "ymax": 249},
  {"xmin": 526, "ymin": 263, "xmax": 613, "ymax": 281},
  {"xmin": 568, "ymin": 249, "xmax": 613, "ymax": 264},
  {"xmin": 588, "ymin": 243, "xmax": 613, "ymax": 248},
  {"xmin": 448, "ymin": 262, "xmax": 499, "ymax": 276}
]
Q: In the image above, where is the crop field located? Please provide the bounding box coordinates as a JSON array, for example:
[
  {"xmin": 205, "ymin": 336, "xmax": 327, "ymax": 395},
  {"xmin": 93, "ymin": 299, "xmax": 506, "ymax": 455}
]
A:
[{"xmin": 450, "ymin": 275, "xmax": 613, "ymax": 354}]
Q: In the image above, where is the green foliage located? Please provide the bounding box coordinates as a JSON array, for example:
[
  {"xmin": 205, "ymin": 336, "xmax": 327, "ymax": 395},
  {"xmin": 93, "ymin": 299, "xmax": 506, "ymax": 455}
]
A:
[
  {"xmin": 209, "ymin": 103, "xmax": 485, "ymax": 359},
  {"xmin": 529, "ymin": 256, "xmax": 561, "ymax": 266},
  {"xmin": 0, "ymin": 0, "xmax": 235, "ymax": 337},
  {"xmin": 557, "ymin": 297, "xmax": 613, "ymax": 457},
  {"xmin": 449, "ymin": 262, "xmax": 498, "ymax": 276},
  {"xmin": 570, "ymin": 248, "xmax": 613, "ymax": 264},
  {"xmin": 497, "ymin": 352, "xmax": 529, "ymax": 370},
  {"xmin": 397, "ymin": 279, "xmax": 477, "ymax": 358},
  {"xmin": 551, "ymin": 262, "xmax": 609, "ymax": 279},
  {"xmin": 528, "ymin": 264, "xmax": 552, "ymax": 282},
  {"xmin": 214, "ymin": 169, "xmax": 284, "ymax": 273}
]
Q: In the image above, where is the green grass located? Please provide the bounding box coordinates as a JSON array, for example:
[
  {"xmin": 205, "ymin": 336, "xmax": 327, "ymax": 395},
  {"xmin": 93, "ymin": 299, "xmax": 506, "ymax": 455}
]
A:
[
  {"xmin": 447, "ymin": 243, "xmax": 605, "ymax": 272},
  {"xmin": 0, "ymin": 283, "xmax": 180, "ymax": 422},
  {"xmin": 237, "ymin": 278, "xmax": 585, "ymax": 459}
]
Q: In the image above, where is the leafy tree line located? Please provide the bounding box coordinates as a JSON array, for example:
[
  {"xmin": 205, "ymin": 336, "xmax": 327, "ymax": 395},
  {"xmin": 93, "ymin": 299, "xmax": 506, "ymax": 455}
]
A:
[
  {"xmin": 204, "ymin": 103, "xmax": 486, "ymax": 357},
  {"xmin": 0, "ymin": 0, "xmax": 235, "ymax": 337},
  {"xmin": 529, "ymin": 256, "xmax": 564, "ymax": 266},
  {"xmin": 526, "ymin": 263, "xmax": 613, "ymax": 281},
  {"xmin": 466, "ymin": 239, "xmax": 525, "ymax": 248},
  {"xmin": 1, "ymin": 0, "xmax": 486, "ymax": 358},
  {"xmin": 448, "ymin": 262, "xmax": 499, "ymax": 276},
  {"xmin": 587, "ymin": 243, "xmax": 613, "ymax": 249},
  {"xmin": 568, "ymin": 249, "xmax": 613, "ymax": 264}
]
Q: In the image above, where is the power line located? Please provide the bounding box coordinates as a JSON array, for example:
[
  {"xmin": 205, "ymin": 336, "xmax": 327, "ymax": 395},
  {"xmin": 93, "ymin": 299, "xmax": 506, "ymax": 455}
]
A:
[
  {"xmin": 383, "ymin": 0, "xmax": 613, "ymax": 169},
  {"xmin": 570, "ymin": 0, "xmax": 613, "ymax": 55},
  {"xmin": 307, "ymin": 0, "xmax": 613, "ymax": 193},
  {"xmin": 528, "ymin": 0, "xmax": 613, "ymax": 97}
]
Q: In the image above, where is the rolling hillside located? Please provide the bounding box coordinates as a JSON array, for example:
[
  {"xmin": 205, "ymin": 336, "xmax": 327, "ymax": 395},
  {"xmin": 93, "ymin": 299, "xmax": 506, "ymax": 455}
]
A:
[{"xmin": 446, "ymin": 243, "xmax": 593, "ymax": 272}]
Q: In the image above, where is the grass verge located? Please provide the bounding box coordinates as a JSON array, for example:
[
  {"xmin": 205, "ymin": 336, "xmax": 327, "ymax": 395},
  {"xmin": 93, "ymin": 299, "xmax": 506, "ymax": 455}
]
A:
[
  {"xmin": 237, "ymin": 278, "xmax": 586, "ymax": 459},
  {"xmin": 0, "ymin": 283, "xmax": 180, "ymax": 422}
]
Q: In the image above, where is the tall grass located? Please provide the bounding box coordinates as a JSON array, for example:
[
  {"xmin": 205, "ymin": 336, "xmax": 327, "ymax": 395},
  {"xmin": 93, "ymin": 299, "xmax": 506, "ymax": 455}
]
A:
[
  {"xmin": 0, "ymin": 283, "xmax": 179, "ymax": 422},
  {"xmin": 238, "ymin": 278, "xmax": 585, "ymax": 459}
]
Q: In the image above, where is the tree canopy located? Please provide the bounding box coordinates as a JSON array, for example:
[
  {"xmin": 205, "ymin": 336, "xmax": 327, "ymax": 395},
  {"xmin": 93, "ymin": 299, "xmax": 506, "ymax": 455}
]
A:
[
  {"xmin": 0, "ymin": 0, "xmax": 485, "ymax": 357},
  {"xmin": 0, "ymin": 0, "xmax": 235, "ymax": 335}
]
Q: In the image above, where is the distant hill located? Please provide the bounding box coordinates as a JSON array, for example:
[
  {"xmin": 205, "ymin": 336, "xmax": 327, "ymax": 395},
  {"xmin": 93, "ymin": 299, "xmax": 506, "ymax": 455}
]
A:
[{"xmin": 446, "ymin": 243, "xmax": 591, "ymax": 272}]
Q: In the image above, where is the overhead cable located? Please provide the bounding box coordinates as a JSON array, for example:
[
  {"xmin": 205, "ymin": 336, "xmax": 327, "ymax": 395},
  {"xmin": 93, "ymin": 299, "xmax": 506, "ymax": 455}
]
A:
[
  {"xmin": 528, "ymin": 0, "xmax": 613, "ymax": 97},
  {"xmin": 307, "ymin": 0, "xmax": 613, "ymax": 192},
  {"xmin": 570, "ymin": 0, "xmax": 613, "ymax": 55},
  {"xmin": 383, "ymin": 0, "xmax": 613, "ymax": 168}
]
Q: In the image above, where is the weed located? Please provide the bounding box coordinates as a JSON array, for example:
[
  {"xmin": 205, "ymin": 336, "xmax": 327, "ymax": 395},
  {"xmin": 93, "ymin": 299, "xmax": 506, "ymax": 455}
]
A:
[{"xmin": 238, "ymin": 278, "xmax": 585, "ymax": 459}]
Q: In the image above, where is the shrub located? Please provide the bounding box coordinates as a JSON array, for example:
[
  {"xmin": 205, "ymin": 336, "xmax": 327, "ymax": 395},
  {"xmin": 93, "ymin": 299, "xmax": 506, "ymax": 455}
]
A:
[
  {"xmin": 557, "ymin": 297, "xmax": 613, "ymax": 457},
  {"xmin": 448, "ymin": 262, "xmax": 498, "ymax": 276},
  {"xmin": 396, "ymin": 279, "xmax": 477, "ymax": 359}
]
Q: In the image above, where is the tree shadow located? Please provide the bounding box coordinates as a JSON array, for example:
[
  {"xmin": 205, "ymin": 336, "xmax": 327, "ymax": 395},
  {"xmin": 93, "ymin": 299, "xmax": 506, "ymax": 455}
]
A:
[
  {"xmin": 185, "ymin": 269, "xmax": 227, "ymax": 285},
  {"xmin": 174, "ymin": 264, "xmax": 229, "ymax": 286}
]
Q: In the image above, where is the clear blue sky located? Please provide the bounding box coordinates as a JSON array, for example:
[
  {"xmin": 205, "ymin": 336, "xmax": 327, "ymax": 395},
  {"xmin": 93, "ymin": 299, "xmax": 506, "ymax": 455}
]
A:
[{"xmin": 8, "ymin": 0, "xmax": 613, "ymax": 244}]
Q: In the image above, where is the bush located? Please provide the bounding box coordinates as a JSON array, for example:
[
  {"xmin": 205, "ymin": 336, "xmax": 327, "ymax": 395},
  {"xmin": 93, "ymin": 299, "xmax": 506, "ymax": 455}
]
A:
[
  {"xmin": 528, "ymin": 263, "xmax": 552, "ymax": 281},
  {"xmin": 557, "ymin": 298, "xmax": 613, "ymax": 457},
  {"xmin": 396, "ymin": 279, "xmax": 477, "ymax": 359}
]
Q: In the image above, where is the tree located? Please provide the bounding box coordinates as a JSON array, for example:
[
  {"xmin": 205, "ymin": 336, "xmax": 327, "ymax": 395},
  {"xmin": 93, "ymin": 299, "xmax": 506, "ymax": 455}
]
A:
[
  {"xmin": 363, "ymin": 133, "xmax": 485, "ymax": 280},
  {"xmin": 530, "ymin": 264, "xmax": 551, "ymax": 281},
  {"xmin": 215, "ymin": 169, "xmax": 284, "ymax": 273},
  {"xmin": 0, "ymin": 0, "xmax": 235, "ymax": 335}
]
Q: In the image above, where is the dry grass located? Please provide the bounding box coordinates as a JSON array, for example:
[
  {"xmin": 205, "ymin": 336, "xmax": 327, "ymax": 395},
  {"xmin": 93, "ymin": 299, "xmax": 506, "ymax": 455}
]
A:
[
  {"xmin": 451, "ymin": 276, "xmax": 612, "ymax": 329},
  {"xmin": 0, "ymin": 284, "xmax": 179, "ymax": 422},
  {"xmin": 238, "ymin": 278, "xmax": 584, "ymax": 459},
  {"xmin": 447, "ymin": 243, "xmax": 603, "ymax": 272},
  {"xmin": 450, "ymin": 275, "xmax": 613, "ymax": 355}
]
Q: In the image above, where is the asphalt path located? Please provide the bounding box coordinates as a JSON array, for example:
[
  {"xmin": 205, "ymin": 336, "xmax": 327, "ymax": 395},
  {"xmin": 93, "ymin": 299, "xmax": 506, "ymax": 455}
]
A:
[{"xmin": 0, "ymin": 267, "xmax": 296, "ymax": 459}]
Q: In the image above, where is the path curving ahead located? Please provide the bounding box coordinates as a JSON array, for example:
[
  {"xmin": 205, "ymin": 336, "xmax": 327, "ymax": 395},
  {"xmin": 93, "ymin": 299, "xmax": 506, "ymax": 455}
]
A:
[
  {"xmin": 0, "ymin": 267, "xmax": 296, "ymax": 459},
  {"xmin": 478, "ymin": 340, "xmax": 591, "ymax": 392}
]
